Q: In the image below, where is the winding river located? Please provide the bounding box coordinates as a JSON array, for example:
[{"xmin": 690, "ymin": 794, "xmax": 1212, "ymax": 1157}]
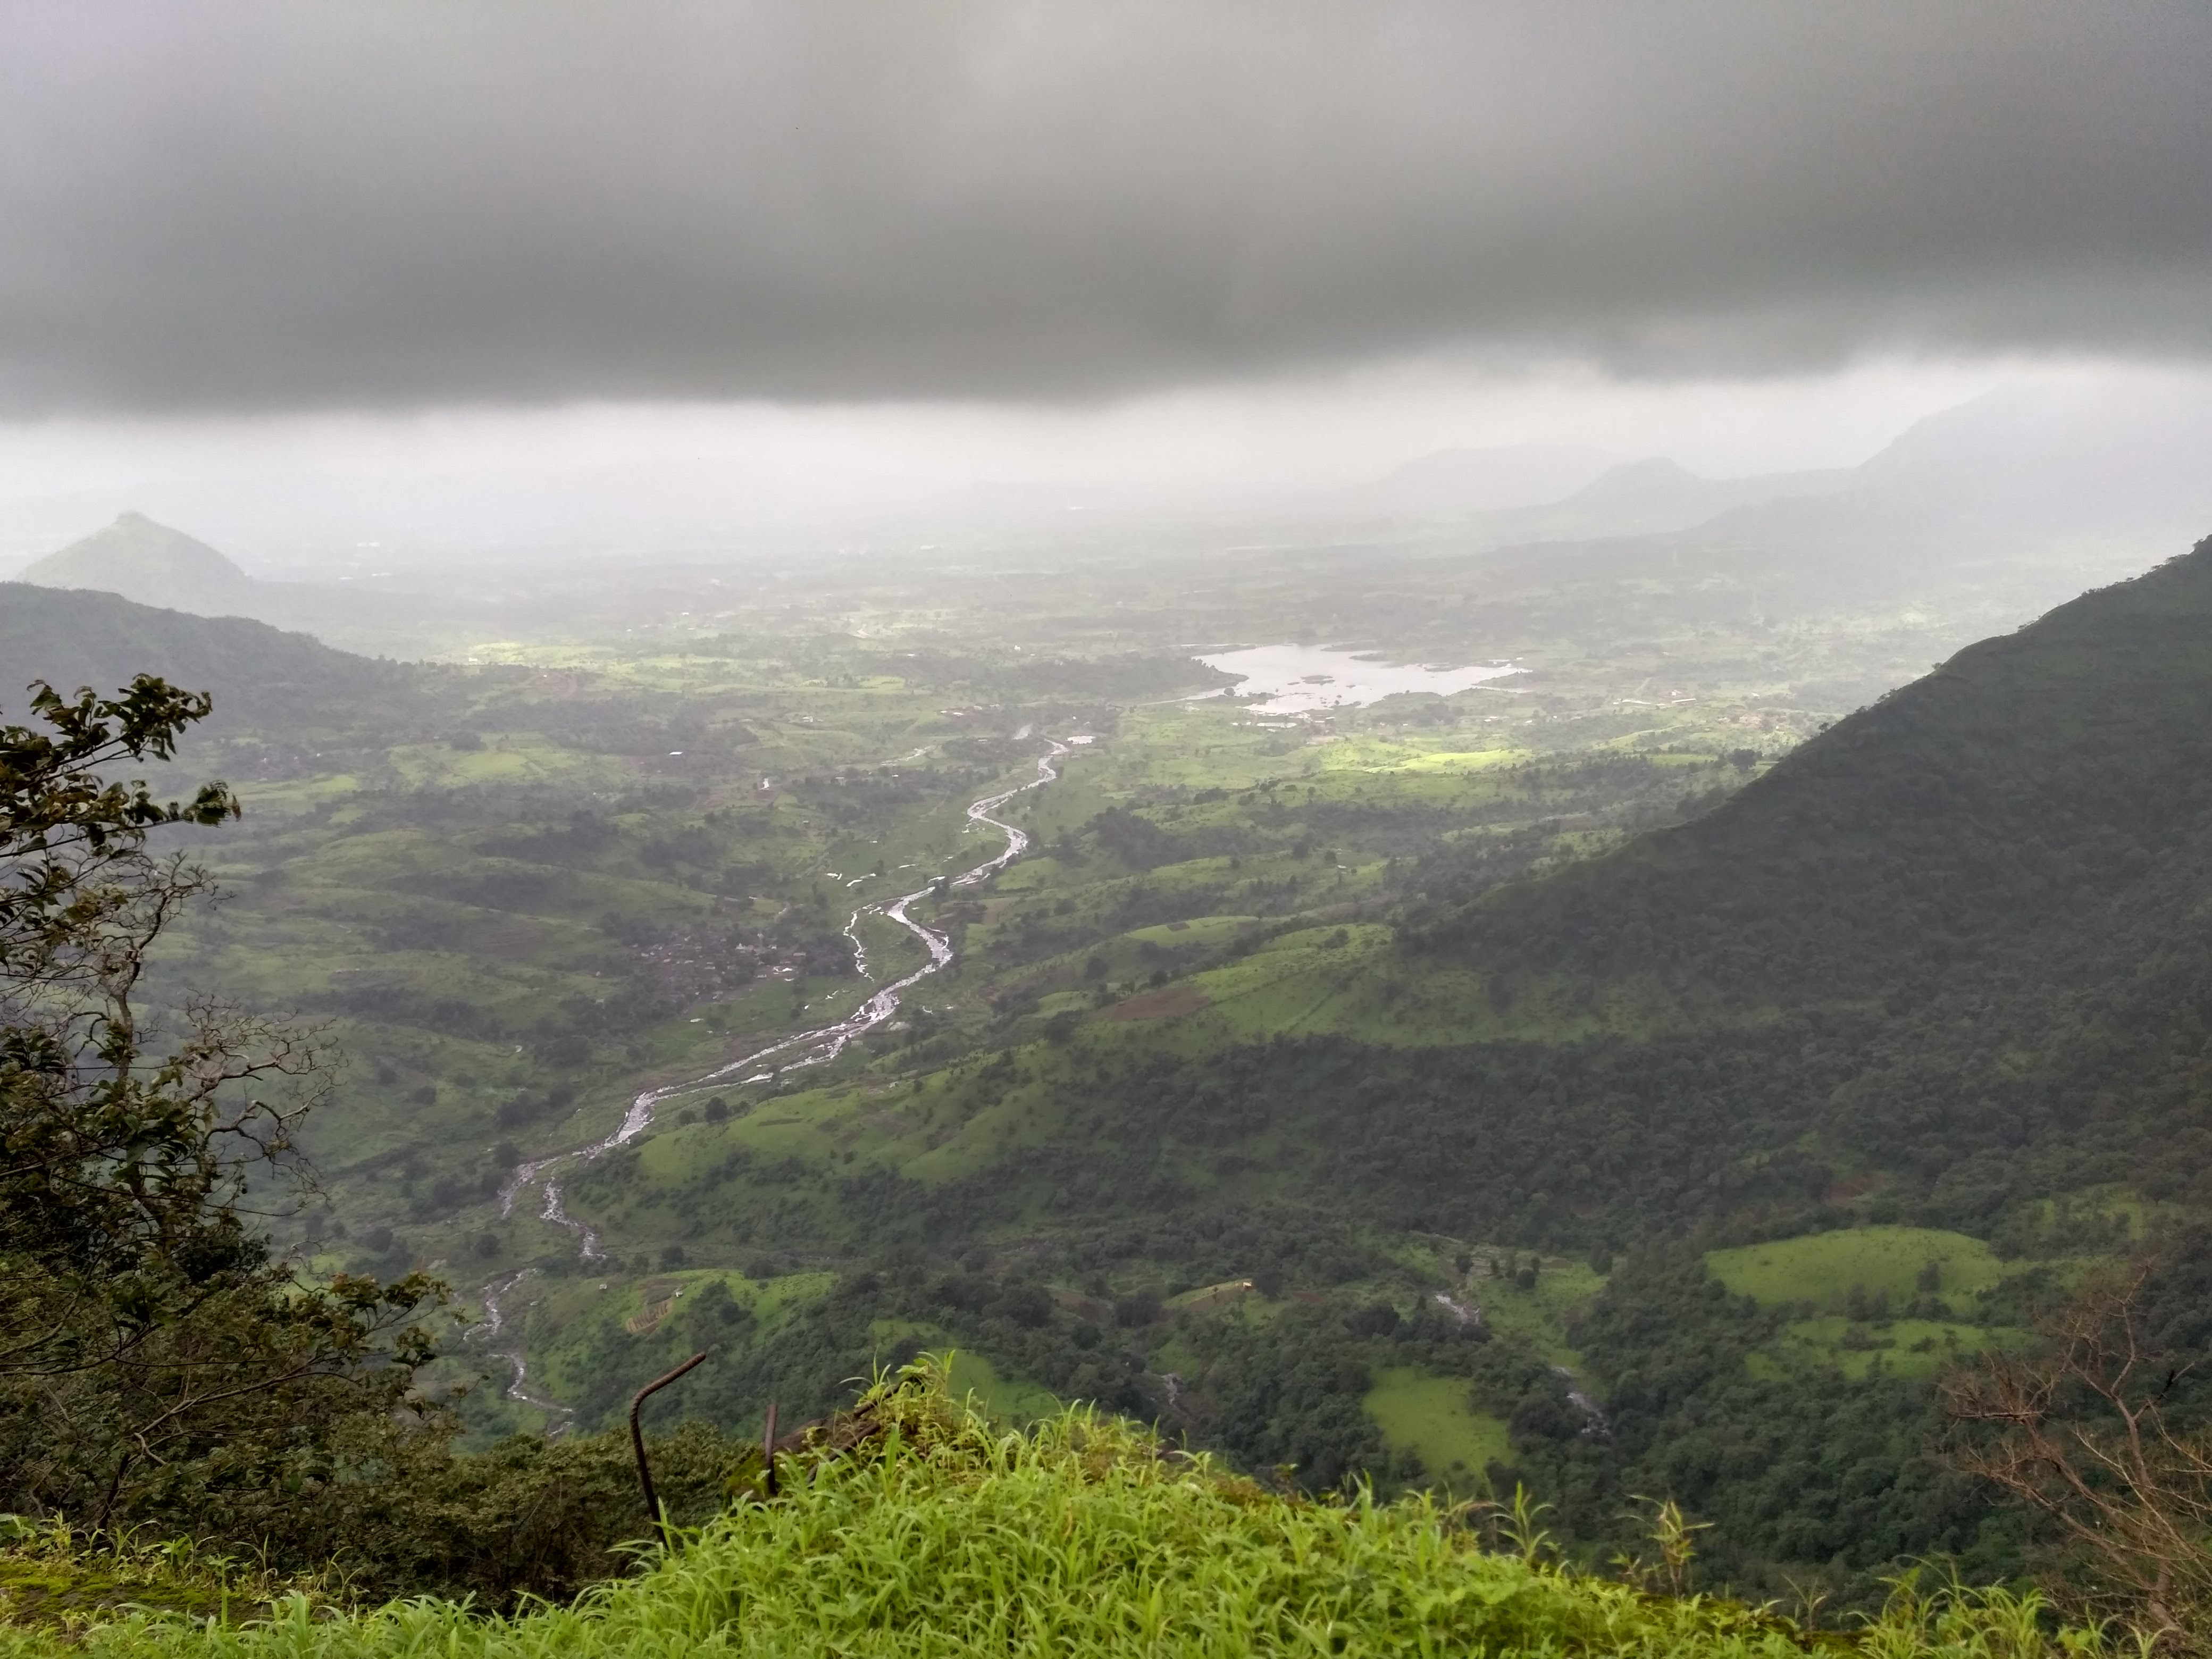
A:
[{"xmin": 467, "ymin": 739, "xmax": 1071, "ymax": 1416}]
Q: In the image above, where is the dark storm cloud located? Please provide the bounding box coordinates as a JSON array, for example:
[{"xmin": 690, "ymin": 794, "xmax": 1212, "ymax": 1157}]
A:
[{"xmin": 3, "ymin": 1, "xmax": 2210, "ymax": 413}]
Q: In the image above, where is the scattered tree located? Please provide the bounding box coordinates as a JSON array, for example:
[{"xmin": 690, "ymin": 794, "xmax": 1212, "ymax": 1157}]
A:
[
  {"xmin": 1940, "ymin": 1262, "xmax": 2212, "ymax": 1644},
  {"xmin": 0, "ymin": 677, "xmax": 443, "ymax": 1536}
]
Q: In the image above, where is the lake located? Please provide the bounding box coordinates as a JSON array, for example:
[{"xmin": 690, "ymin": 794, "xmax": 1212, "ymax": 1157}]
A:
[{"xmin": 1194, "ymin": 645, "xmax": 1522, "ymax": 713}]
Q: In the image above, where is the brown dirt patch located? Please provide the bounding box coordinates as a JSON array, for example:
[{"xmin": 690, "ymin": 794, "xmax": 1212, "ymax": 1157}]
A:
[
  {"xmin": 1824, "ymin": 1172, "xmax": 1888, "ymax": 1203},
  {"xmin": 1099, "ymin": 985, "xmax": 1212, "ymax": 1021}
]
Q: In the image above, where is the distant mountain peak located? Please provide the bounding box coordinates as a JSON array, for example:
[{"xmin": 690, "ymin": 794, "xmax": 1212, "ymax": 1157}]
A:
[
  {"xmin": 1568, "ymin": 456, "xmax": 1703, "ymax": 498},
  {"xmin": 20, "ymin": 513, "xmax": 253, "ymax": 616},
  {"xmin": 1368, "ymin": 443, "xmax": 1619, "ymax": 513}
]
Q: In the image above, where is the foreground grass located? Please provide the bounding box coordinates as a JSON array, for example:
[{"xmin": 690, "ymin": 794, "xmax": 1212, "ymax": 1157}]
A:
[{"xmin": 2, "ymin": 1363, "xmax": 2117, "ymax": 1658}]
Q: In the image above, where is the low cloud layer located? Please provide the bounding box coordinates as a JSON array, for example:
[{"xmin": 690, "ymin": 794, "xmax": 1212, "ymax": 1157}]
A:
[{"xmin": 4, "ymin": 2, "xmax": 2211, "ymax": 413}]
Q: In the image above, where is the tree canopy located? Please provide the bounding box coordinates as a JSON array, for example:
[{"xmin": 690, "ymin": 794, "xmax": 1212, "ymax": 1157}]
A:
[{"xmin": 0, "ymin": 676, "xmax": 441, "ymax": 1534}]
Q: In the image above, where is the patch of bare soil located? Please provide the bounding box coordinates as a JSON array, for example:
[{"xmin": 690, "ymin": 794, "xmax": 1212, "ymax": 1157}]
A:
[{"xmin": 1098, "ymin": 984, "xmax": 1212, "ymax": 1021}]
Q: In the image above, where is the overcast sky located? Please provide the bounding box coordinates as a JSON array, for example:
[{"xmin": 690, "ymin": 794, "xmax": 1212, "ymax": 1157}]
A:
[{"xmin": 3, "ymin": 2, "xmax": 2210, "ymax": 524}]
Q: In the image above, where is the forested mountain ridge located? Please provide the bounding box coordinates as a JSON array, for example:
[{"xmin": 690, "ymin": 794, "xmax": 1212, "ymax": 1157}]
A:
[
  {"xmin": 1384, "ymin": 532, "xmax": 2212, "ymax": 1229},
  {"xmin": 1422, "ymin": 531, "xmax": 2212, "ymax": 997}
]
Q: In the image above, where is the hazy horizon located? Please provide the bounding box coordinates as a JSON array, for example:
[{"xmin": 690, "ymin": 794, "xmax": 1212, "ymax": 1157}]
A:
[{"xmin": 7, "ymin": 359, "xmax": 2210, "ymax": 581}]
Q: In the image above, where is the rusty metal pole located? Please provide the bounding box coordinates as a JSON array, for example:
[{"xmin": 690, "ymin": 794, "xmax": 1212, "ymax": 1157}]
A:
[
  {"xmin": 629, "ymin": 1351, "xmax": 709, "ymax": 1543},
  {"xmin": 761, "ymin": 1401, "xmax": 780, "ymax": 1497}
]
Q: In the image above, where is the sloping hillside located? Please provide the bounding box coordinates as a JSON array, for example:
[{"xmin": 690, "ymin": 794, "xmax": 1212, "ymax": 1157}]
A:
[
  {"xmin": 0, "ymin": 581, "xmax": 435, "ymax": 735},
  {"xmin": 966, "ymin": 533, "xmax": 2212, "ymax": 1251},
  {"xmin": 1425, "ymin": 530, "xmax": 2212, "ymax": 1001},
  {"xmin": 1393, "ymin": 533, "xmax": 2212, "ymax": 1225}
]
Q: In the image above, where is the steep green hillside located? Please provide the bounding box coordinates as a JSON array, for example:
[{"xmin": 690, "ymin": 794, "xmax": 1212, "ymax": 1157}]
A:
[
  {"xmin": 1403, "ymin": 532, "xmax": 2212, "ymax": 1226},
  {"xmin": 1426, "ymin": 533, "xmax": 2212, "ymax": 997},
  {"xmin": 0, "ymin": 582, "xmax": 434, "ymax": 735}
]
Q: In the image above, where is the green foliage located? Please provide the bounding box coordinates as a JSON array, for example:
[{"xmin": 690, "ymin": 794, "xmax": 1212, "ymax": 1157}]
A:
[
  {"xmin": 1, "ymin": 675, "xmax": 238, "ymax": 981},
  {"xmin": 223, "ymin": 1417, "xmax": 757, "ymax": 1610},
  {"xmin": 0, "ymin": 678, "xmax": 443, "ymax": 1544},
  {"xmin": 0, "ymin": 1516, "xmax": 312, "ymax": 1630},
  {"xmin": 1519, "ymin": 1251, "xmax": 2016, "ymax": 1605},
  {"xmin": 0, "ymin": 1413, "xmax": 752, "ymax": 1622},
  {"xmin": 0, "ymin": 1362, "xmax": 2124, "ymax": 1658},
  {"xmin": 1396, "ymin": 540, "xmax": 2212, "ymax": 1239}
]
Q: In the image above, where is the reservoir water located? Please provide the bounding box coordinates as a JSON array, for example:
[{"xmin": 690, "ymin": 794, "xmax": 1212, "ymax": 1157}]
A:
[{"xmin": 1195, "ymin": 645, "xmax": 1521, "ymax": 713}]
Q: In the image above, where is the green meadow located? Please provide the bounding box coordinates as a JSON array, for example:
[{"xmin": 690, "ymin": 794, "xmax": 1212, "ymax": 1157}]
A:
[
  {"xmin": 1707, "ymin": 1227, "xmax": 2006, "ymax": 1314},
  {"xmin": 1363, "ymin": 1367, "xmax": 1513, "ymax": 1495}
]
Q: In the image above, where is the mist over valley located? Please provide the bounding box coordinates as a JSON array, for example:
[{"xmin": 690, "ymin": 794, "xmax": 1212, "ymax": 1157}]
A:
[{"xmin": 5, "ymin": 7, "xmax": 2212, "ymax": 1648}]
